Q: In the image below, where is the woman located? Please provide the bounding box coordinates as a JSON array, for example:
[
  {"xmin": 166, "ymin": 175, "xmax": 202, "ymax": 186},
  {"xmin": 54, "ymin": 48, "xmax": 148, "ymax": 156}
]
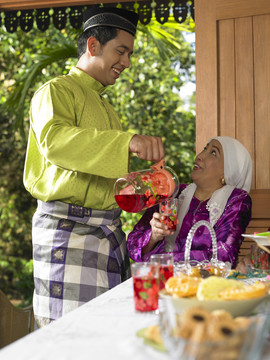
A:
[{"xmin": 127, "ymin": 136, "xmax": 252, "ymax": 268}]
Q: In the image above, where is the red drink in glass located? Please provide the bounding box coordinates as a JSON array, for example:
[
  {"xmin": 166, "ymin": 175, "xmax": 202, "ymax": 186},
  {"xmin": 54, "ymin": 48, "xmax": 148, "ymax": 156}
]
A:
[
  {"xmin": 132, "ymin": 275, "xmax": 159, "ymax": 312},
  {"xmin": 159, "ymin": 264, "xmax": 174, "ymax": 290},
  {"xmin": 159, "ymin": 199, "xmax": 178, "ymax": 230},
  {"xmin": 160, "ymin": 214, "xmax": 177, "ymax": 230}
]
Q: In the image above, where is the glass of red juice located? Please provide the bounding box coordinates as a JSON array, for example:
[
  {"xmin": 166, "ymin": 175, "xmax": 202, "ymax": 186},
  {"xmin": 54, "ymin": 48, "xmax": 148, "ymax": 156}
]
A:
[
  {"xmin": 131, "ymin": 262, "xmax": 159, "ymax": 312},
  {"xmin": 159, "ymin": 198, "xmax": 178, "ymax": 231},
  {"xmin": 150, "ymin": 254, "xmax": 174, "ymax": 290}
]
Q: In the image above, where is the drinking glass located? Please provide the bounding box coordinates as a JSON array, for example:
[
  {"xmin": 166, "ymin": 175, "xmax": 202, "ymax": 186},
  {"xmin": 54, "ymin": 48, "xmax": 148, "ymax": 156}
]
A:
[
  {"xmin": 150, "ymin": 253, "xmax": 174, "ymax": 290},
  {"xmin": 159, "ymin": 198, "xmax": 178, "ymax": 231},
  {"xmin": 131, "ymin": 262, "xmax": 159, "ymax": 312},
  {"xmin": 250, "ymin": 244, "xmax": 270, "ymax": 270}
]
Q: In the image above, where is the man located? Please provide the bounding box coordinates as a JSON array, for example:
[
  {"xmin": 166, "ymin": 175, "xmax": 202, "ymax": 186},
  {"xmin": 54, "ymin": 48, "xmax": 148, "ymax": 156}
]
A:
[{"xmin": 24, "ymin": 7, "xmax": 164, "ymax": 327}]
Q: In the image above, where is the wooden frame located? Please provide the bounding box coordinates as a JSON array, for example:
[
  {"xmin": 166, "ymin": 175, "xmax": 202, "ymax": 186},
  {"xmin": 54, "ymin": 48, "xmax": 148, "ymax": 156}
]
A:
[{"xmin": 0, "ymin": 290, "xmax": 35, "ymax": 349}]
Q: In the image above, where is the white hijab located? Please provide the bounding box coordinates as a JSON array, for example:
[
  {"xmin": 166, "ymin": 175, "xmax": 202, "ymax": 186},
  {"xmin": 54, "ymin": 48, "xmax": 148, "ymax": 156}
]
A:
[{"xmin": 164, "ymin": 136, "xmax": 252, "ymax": 252}]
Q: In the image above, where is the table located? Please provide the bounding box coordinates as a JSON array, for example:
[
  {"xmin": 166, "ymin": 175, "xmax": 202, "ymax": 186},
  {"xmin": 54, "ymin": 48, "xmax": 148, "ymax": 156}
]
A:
[{"xmin": 0, "ymin": 278, "xmax": 270, "ymax": 360}]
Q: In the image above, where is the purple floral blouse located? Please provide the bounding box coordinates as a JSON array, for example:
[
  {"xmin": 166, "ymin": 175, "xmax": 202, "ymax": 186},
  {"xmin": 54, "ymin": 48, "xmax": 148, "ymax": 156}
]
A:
[{"xmin": 127, "ymin": 184, "xmax": 252, "ymax": 268}]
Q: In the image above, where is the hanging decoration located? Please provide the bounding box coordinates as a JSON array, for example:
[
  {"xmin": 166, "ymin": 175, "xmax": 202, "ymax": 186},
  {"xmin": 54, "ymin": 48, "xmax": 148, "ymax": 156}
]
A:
[{"xmin": 1, "ymin": 0, "xmax": 194, "ymax": 33}]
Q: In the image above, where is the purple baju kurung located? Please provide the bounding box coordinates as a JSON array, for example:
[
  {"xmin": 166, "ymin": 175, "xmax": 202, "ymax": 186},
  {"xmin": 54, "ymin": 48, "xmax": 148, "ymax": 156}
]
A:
[{"xmin": 127, "ymin": 184, "xmax": 252, "ymax": 268}]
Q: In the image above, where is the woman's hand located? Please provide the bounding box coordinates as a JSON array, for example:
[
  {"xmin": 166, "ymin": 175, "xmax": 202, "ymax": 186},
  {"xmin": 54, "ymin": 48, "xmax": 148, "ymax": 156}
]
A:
[
  {"xmin": 150, "ymin": 212, "xmax": 176, "ymax": 242},
  {"xmin": 142, "ymin": 212, "xmax": 176, "ymax": 255}
]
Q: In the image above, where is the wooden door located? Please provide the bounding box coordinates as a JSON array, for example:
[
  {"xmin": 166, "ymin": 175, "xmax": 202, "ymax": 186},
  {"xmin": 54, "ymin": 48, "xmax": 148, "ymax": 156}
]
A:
[{"xmin": 195, "ymin": 0, "xmax": 270, "ymax": 257}]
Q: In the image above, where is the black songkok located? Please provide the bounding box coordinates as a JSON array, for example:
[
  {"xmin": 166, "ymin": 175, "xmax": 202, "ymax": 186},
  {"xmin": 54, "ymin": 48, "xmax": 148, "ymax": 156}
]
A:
[{"xmin": 83, "ymin": 7, "xmax": 139, "ymax": 37}]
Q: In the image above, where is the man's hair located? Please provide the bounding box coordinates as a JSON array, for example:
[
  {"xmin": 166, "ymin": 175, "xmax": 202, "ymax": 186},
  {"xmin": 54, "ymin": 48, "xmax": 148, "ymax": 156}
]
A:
[{"xmin": 77, "ymin": 26, "xmax": 118, "ymax": 59}]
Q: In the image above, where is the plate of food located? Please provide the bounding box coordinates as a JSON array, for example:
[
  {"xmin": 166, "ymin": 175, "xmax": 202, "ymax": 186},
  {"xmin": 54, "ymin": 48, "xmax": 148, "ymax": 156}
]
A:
[
  {"xmin": 159, "ymin": 305, "xmax": 270, "ymax": 360},
  {"xmin": 160, "ymin": 275, "xmax": 270, "ymax": 317},
  {"xmin": 136, "ymin": 325, "xmax": 165, "ymax": 352},
  {"xmin": 241, "ymin": 232, "xmax": 270, "ymax": 246}
]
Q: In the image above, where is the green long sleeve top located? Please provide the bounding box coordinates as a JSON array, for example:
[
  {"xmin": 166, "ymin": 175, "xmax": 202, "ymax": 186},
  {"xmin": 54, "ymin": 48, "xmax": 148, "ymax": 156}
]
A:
[{"xmin": 23, "ymin": 66, "xmax": 134, "ymax": 210}]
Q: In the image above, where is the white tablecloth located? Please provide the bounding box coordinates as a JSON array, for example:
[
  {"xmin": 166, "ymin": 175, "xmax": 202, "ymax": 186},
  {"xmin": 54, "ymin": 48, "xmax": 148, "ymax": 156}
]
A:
[{"xmin": 0, "ymin": 278, "xmax": 270, "ymax": 360}]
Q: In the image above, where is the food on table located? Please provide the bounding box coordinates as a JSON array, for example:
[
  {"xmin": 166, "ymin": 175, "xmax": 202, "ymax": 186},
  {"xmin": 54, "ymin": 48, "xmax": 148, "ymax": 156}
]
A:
[
  {"xmin": 164, "ymin": 275, "xmax": 268, "ymax": 302},
  {"xmin": 219, "ymin": 282, "xmax": 267, "ymax": 300},
  {"xmin": 165, "ymin": 275, "xmax": 202, "ymax": 297},
  {"xmin": 144, "ymin": 324, "xmax": 163, "ymax": 345},
  {"xmin": 141, "ymin": 307, "xmax": 252, "ymax": 359},
  {"xmin": 210, "ymin": 309, "xmax": 233, "ymax": 321},
  {"xmin": 174, "ymin": 307, "xmax": 252, "ymax": 359},
  {"xmin": 196, "ymin": 277, "xmax": 244, "ymax": 300},
  {"xmin": 177, "ymin": 307, "xmax": 211, "ymax": 339}
]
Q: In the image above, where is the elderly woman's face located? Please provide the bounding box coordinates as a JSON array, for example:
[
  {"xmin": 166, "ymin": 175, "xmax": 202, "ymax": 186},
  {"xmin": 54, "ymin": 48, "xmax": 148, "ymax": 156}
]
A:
[{"xmin": 191, "ymin": 140, "xmax": 224, "ymax": 188}]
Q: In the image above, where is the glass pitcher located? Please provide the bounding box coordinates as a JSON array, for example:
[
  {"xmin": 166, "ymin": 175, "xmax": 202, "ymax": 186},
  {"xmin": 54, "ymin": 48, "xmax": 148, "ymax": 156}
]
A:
[{"xmin": 114, "ymin": 159, "xmax": 179, "ymax": 213}]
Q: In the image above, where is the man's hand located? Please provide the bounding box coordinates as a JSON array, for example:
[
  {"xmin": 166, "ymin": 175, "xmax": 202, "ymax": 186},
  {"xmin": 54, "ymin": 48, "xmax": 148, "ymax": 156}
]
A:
[{"xmin": 129, "ymin": 134, "xmax": 165, "ymax": 162}]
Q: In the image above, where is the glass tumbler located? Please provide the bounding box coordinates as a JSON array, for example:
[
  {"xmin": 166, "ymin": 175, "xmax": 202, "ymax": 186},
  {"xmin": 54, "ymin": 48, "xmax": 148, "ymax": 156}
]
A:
[
  {"xmin": 150, "ymin": 253, "xmax": 174, "ymax": 290},
  {"xmin": 159, "ymin": 198, "xmax": 178, "ymax": 231},
  {"xmin": 131, "ymin": 262, "xmax": 159, "ymax": 312}
]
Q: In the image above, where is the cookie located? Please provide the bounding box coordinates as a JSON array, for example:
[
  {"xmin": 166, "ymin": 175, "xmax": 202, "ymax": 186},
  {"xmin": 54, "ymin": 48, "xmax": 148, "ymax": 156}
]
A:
[{"xmin": 165, "ymin": 276, "xmax": 202, "ymax": 297}]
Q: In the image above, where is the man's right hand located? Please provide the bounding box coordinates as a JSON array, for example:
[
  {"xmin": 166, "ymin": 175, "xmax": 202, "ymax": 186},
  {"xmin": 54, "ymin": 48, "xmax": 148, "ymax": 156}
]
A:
[{"xmin": 129, "ymin": 134, "xmax": 165, "ymax": 162}]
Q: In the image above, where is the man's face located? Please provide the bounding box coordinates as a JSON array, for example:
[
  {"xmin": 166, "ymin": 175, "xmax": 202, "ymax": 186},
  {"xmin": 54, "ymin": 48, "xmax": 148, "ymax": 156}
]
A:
[{"xmin": 91, "ymin": 30, "xmax": 134, "ymax": 86}]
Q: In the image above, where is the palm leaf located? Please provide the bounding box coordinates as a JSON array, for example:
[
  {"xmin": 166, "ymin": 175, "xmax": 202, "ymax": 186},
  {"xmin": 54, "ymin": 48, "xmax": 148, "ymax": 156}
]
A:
[{"xmin": 4, "ymin": 35, "xmax": 77, "ymax": 136}]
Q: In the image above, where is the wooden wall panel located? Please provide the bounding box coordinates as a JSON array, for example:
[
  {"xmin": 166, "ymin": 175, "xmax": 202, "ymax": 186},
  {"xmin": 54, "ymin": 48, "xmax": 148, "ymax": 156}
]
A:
[
  {"xmin": 195, "ymin": 0, "xmax": 218, "ymax": 154},
  {"xmin": 234, "ymin": 17, "xmax": 255, "ymax": 187},
  {"xmin": 196, "ymin": 0, "xmax": 270, "ymax": 261},
  {"xmin": 216, "ymin": 0, "xmax": 270, "ymax": 19},
  {"xmin": 218, "ymin": 19, "xmax": 236, "ymax": 136},
  {"xmin": 253, "ymin": 15, "xmax": 270, "ymax": 189}
]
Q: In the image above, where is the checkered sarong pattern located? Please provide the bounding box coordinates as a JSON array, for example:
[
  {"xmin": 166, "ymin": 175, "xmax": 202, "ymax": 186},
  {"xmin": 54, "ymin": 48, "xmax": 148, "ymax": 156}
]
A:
[{"xmin": 32, "ymin": 200, "xmax": 130, "ymax": 326}]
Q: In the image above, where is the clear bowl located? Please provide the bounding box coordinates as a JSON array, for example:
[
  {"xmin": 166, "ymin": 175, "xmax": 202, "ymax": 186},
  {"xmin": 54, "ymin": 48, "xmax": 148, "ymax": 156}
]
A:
[
  {"xmin": 159, "ymin": 301, "xmax": 270, "ymax": 360},
  {"xmin": 174, "ymin": 260, "xmax": 232, "ymax": 279}
]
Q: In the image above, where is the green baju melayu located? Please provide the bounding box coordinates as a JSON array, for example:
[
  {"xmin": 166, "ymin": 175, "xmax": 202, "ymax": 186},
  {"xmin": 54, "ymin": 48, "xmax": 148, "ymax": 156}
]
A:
[
  {"xmin": 24, "ymin": 66, "xmax": 133, "ymax": 210},
  {"xmin": 24, "ymin": 67, "xmax": 134, "ymax": 325}
]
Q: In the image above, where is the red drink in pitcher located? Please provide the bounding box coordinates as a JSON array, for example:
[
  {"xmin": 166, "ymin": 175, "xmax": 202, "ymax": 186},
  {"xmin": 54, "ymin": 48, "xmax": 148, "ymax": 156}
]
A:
[
  {"xmin": 115, "ymin": 194, "xmax": 167, "ymax": 213},
  {"xmin": 115, "ymin": 194, "xmax": 146, "ymax": 213}
]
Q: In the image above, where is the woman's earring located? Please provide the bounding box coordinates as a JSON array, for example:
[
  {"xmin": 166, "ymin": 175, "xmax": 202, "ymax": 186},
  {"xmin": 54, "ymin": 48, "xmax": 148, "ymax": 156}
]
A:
[{"xmin": 221, "ymin": 177, "xmax": 226, "ymax": 186}]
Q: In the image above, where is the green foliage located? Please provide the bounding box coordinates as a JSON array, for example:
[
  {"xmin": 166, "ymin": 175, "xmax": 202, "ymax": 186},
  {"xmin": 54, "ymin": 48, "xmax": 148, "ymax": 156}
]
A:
[{"xmin": 0, "ymin": 17, "xmax": 195, "ymax": 301}]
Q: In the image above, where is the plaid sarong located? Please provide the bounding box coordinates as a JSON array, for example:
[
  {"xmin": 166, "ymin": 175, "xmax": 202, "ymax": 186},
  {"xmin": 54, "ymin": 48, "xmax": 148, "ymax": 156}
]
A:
[{"xmin": 32, "ymin": 200, "xmax": 130, "ymax": 327}]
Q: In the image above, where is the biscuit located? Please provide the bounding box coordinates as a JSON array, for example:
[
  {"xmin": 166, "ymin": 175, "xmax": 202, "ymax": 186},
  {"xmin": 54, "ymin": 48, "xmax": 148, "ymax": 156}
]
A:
[
  {"xmin": 197, "ymin": 276, "xmax": 244, "ymax": 300},
  {"xmin": 219, "ymin": 282, "xmax": 267, "ymax": 300},
  {"xmin": 207, "ymin": 319, "xmax": 238, "ymax": 341},
  {"xmin": 210, "ymin": 309, "xmax": 233, "ymax": 322},
  {"xmin": 165, "ymin": 276, "xmax": 202, "ymax": 297},
  {"xmin": 144, "ymin": 324, "xmax": 163, "ymax": 345}
]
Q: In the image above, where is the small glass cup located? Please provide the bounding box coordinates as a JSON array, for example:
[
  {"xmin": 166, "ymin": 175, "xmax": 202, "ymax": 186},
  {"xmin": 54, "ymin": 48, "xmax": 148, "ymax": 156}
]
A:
[
  {"xmin": 150, "ymin": 254, "xmax": 174, "ymax": 290},
  {"xmin": 131, "ymin": 262, "xmax": 159, "ymax": 312},
  {"xmin": 250, "ymin": 244, "xmax": 270, "ymax": 270},
  {"xmin": 159, "ymin": 198, "xmax": 178, "ymax": 231}
]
